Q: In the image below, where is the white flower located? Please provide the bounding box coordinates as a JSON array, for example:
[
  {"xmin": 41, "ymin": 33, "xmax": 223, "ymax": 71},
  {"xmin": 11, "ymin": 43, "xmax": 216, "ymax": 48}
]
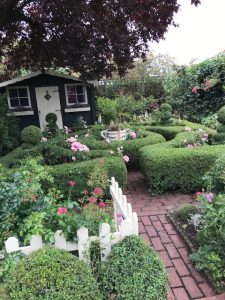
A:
[
  {"xmin": 41, "ymin": 137, "xmax": 48, "ymax": 142},
  {"xmin": 72, "ymin": 156, "xmax": 76, "ymax": 161}
]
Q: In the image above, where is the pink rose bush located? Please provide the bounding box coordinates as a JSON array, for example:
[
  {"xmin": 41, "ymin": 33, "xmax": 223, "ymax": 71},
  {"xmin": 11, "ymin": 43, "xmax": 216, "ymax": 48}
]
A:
[{"xmin": 71, "ymin": 141, "xmax": 89, "ymax": 152}]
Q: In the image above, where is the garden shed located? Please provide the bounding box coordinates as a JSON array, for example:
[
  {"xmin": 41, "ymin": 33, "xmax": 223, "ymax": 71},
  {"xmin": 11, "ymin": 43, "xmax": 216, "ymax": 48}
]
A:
[{"xmin": 0, "ymin": 71, "xmax": 96, "ymax": 129}]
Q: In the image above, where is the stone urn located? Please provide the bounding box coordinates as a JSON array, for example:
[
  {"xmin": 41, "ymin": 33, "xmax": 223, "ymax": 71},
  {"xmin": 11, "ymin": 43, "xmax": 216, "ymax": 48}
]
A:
[{"xmin": 101, "ymin": 128, "xmax": 128, "ymax": 142}]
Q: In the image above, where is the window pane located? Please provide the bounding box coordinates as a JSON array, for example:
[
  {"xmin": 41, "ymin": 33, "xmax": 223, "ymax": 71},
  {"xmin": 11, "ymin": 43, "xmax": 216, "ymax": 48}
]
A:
[
  {"xmin": 67, "ymin": 86, "xmax": 76, "ymax": 95},
  {"xmin": 10, "ymin": 98, "xmax": 19, "ymax": 107},
  {"xmin": 20, "ymin": 98, "xmax": 29, "ymax": 107},
  {"xmin": 68, "ymin": 94, "xmax": 77, "ymax": 104},
  {"xmin": 9, "ymin": 89, "xmax": 18, "ymax": 98},
  {"xmin": 77, "ymin": 94, "xmax": 85, "ymax": 103},
  {"xmin": 18, "ymin": 88, "xmax": 28, "ymax": 98},
  {"xmin": 76, "ymin": 85, "xmax": 83, "ymax": 94}
]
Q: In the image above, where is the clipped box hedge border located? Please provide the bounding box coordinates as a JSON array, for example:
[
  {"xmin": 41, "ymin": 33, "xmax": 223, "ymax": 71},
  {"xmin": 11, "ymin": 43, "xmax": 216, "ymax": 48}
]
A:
[{"xmin": 139, "ymin": 140, "xmax": 225, "ymax": 194}]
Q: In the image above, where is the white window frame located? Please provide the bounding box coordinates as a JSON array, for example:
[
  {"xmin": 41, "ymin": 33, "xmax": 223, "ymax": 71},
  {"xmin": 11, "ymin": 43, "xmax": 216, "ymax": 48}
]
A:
[
  {"xmin": 6, "ymin": 86, "xmax": 32, "ymax": 109},
  {"xmin": 64, "ymin": 83, "xmax": 88, "ymax": 106}
]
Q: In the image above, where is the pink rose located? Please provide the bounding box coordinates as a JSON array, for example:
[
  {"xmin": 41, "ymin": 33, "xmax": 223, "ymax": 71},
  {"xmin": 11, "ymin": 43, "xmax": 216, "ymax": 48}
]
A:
[
  {"xmin": 123, "ymin": 155, "xmax": 129, "ymax": 163},
  {"xmin": 69, "ymin": 180, "xmax": 76, "ymax": 186},
  {"xmin": 98, "ymin": 202, "xmax": 106, "ymax": 208},
  {"xmin": 192, "ymin": 87, "xmax": 197, "ymax": 93},
  {"xmin": 88, "ymin": 197, "xmax": 97, "ymax": 203},
  {"xmin": 57, "ymin": 207, "xmax": 68, "ymax": 215},
  {"xmin": 93, "ymin": 187, "xmax": 103, "ymax": 196},
  {"xmin": 129, "ymin": 131, "xmax": 137, "ymax": 139}
]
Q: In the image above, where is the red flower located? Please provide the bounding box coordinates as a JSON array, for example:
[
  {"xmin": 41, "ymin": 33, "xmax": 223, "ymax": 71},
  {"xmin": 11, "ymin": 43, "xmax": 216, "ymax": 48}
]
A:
[
  {"xmin": 88, "ymin": 197, "xmax": 97, "ymax": 203},
  {"xmin": 69, "ymin": 181, "xmax": 76, "ymax": 186},
  {"xmin": 93, "ymin": 187, "xmax": 103, "ymax": 196},
  {"xmin": 192, "ymin": 87, "xmax": 197, "ymax": 93},
  {"xmin": 57, "ymin": 207, "xmax": 68, "ymax": 215}
]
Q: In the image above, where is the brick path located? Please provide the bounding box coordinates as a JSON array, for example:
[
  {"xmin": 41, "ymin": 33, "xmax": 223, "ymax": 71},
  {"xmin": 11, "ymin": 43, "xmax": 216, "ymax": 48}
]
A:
[{"xmin": 125, "ymin": 170, "xmax": 225, "ymax": 300}]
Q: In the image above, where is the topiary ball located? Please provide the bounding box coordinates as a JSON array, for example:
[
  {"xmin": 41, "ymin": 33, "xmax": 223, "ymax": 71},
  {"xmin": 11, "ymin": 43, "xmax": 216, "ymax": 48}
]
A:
[
  {"xmin": 21, "ymin": 125, "xmax": 42, "ymax": 145},
  {"xmin": 217, "ymin": 106, "xmax": 225, "ymax": 124},
  {"xmin": 98, "ymin": 235, "xmax": 167, "ymax": 300},
  {"xmin": 159, "ymin": 103, "xmax": 172, "ymax": 112},
  {"xmin": 45, "ymin": 113, "xmax": 57, "ymax": 123},
  {"xmin": 2, "ymin": 247, "xmax": 102, "ymax": 300}
]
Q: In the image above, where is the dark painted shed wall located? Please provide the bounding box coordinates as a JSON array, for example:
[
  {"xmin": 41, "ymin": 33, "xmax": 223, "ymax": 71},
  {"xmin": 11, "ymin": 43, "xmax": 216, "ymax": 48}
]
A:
[{"xmin": 0, "ymin": 74, "xmax": 96, "ymax": 129}]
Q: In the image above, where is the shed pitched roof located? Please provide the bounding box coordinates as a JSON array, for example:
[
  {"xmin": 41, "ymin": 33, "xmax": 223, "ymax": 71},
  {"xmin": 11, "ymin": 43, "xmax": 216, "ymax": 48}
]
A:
[{"xmin": 0, "ymin": 71, "xmax": 87, "ymax": 88}]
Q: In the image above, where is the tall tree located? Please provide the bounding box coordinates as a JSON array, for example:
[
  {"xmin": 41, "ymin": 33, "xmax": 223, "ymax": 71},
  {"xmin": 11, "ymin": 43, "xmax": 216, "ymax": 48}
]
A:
[{"xmin": 0, "ymin": 0, "xmax": 200, "ymax": 80}]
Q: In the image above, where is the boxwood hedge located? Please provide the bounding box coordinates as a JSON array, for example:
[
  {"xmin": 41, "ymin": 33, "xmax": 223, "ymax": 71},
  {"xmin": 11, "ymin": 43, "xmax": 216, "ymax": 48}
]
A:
[
  {"xmin": 46, "ymin": 156, "xmax": 127, "ymax": 198},
  {"xmin": 2, "ymin": 247, "xmax": 102, "ymax": 300},
  {"xmin": 98, "ymin": 235, "xmax": 167, "ymax": 300},
  {"xmin": 140, "ymin": 144, "xmax": 225, "ymax": 194}
]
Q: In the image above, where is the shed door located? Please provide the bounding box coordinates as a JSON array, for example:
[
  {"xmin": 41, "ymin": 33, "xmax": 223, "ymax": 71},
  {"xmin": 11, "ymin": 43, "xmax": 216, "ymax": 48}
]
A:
[{"xmin": 35, "ymin": 86, "xmax": 63, "ymax": 129}]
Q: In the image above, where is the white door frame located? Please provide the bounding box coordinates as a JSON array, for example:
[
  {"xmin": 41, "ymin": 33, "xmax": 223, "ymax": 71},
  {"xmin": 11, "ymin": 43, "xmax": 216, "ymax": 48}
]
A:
[{"xmin": 35, "ymin": 86, "xmax": 63, "ymax": 129}]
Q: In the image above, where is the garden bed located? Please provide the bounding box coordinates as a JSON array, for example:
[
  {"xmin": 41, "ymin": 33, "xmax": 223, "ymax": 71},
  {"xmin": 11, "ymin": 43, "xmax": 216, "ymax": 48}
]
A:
[{"xmin": 167, "ymin": 210, "xmax": 225, "ymax": 293}]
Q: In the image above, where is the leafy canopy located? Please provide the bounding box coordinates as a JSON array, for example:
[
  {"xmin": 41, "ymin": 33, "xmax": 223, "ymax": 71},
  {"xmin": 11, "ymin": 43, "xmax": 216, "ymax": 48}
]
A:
[{"xmin": 0, "ymin": 0, "xmax": 200, "ymax": 80}]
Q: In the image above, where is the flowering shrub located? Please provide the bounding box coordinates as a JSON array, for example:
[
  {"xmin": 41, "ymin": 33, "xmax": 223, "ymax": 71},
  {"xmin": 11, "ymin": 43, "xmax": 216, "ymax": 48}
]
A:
[
  {"xmin": 0, "ymin": 159, "xmax": 114, "ymax": 247},
  {"xmin": 190, "ymin": 192, "xmax": 225, "ymax": 287},
  {"xmin": 164, "ymin": 53, "xmax": 225, "ymax": 121}
]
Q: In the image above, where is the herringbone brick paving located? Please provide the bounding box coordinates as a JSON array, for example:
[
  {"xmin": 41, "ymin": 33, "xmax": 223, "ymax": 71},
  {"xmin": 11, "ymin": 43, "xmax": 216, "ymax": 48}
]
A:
[{"xmin": 125, "ymin": 171, "xmax": 225, "ymax": 300}]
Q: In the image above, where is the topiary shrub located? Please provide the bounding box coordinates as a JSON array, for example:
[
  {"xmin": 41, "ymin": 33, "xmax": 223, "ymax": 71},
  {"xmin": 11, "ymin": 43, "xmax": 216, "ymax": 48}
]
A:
[
  {"xmin": 45, "ymin": 113, "xmax": 58, "ymax": 136},
  {"xmin": 159, "ymin": 103, "xmax": 173, "ymax": 125},
  {"xmin": 21, "ymin": 125, "xmax": 42, "ymax": 145},
  {"xmin": 98, "ymin": 235, "xmax": 167, "ymax": 300},
  {"xmin": 2, "ymin": 247, "xmax": 102, "ymax": 300}
]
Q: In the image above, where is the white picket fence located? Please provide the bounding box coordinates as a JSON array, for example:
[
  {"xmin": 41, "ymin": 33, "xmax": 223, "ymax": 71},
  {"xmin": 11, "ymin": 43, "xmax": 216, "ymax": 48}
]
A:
[{"xmin": 4, "ymin": 177, "xmax": 138, "ymax": 264}]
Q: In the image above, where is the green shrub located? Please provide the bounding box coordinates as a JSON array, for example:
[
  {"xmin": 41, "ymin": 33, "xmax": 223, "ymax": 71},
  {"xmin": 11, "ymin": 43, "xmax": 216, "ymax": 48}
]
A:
[
  {"xmin": 2, "ymin": 247, "xmax": 102, "ymax": 300},
  {"xmin": 0, "ymin": 94, "xmax": 20, "ymax": 156},
  {"xmin": 45, "ymin": 113, "xmax": 58, "ymax": 137},
  {"xmin": 174, "ymin": 204, "xmax": 200, "ymax": 222},
  {"xmin": 21, "ymin": 126, "xmax": 42, "ymax": 145},
  {"xmin": 217, "ymin": 106, "xmax": 225, "ymax": 124},
  {"xmin": 201, "ymin": 114, "xmax": 218, "ymax": 129},
  {"xmin": 148, "ymin": 126, "xmax": 184, "ymax": 141},
  {"xmin": 190, "ymin": 193, "xmax": 225, "ymax": 288},
  {"xmin": 0, "ymin": 146, "xmax": 42, "ymax": 168},
  {"xmin": 216, "ymin": 125, "xmax": 225, "ymax": 133},
  {"xmin": 98, "ymin": 235, "xmax": 167, "ymax": 300},
  {"xmin": 140, "ymin": 144, "xmax": 225, "ymax": 194},
  {"xmin": 203, "ymin": 154, "xmax": 225, "ymax": 193},
  {"xmin": 111, "ymin": 131, "xmax": 165, "ymax": 168},
  {"xmin": 96, "ymin": 97, "xmax": 117, "ymax": 125},
  {"xmin": 47, "ymin": 157, "xmax": 127, "ymax": 199},
  {"xmin": 164, "ymin": 54, "xmax": 225, "ymax": 122}
]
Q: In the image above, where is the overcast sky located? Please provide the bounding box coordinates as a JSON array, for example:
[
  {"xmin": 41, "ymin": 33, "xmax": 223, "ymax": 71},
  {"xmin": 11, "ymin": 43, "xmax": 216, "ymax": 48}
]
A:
[{"xmin": 151, "ymin": 0, "xmax": 225, "ymax": 65}]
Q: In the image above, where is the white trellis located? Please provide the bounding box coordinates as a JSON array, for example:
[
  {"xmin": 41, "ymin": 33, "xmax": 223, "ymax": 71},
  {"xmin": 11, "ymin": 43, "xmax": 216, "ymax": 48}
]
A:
[{"xmin": 4, "ymin": 177, "xmax": 138, "ymax": 263}]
